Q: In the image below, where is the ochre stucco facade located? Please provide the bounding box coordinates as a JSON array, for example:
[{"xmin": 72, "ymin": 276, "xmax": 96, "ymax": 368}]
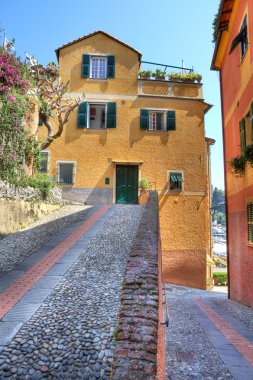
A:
[{"xmin": 39, "ymin": 31, "xmax": 213, "ymax": 289}]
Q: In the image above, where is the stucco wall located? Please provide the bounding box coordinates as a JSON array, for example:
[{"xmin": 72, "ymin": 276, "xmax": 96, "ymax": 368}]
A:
[
  {"xmin": 39, "ymin": 32, "xmax": 211, "ymax": 289},
  {"xmin": 0, "ymin": 199, "xmax": 60, "ymax": 236}
]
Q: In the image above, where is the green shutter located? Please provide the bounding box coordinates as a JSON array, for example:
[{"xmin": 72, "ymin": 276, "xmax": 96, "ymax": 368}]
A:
[
  {"xmin": 251, "ymin": 102, "xmax": 253, "ymax": 141},
  {"xmin": 106, "ymin": 102, "xmax": 116, "ymax": 128},
  {"xmin": 77, "ymin": 102, "xmax": 87, "ymax": 128},
  {"xmin": 167, "ymin": 110, "xmax": 176, "ymax": 130},
  {"xmin": 107, "ymin": 55, "xmax": 115, "ymax": 78},
  {"xmin": 38, "ymin": 117, "xmax": 43, "ymax": 126},
  {"xmin": 140, "ymin": 109, "xmax": 149, "ymax": 130},
  {"xmin": 81, "ymin": 54, "xmax": 90, "ymax": 78},
  {"xmin": 240, "ymin": 118, "xmax": 246, "ymax": 152}
]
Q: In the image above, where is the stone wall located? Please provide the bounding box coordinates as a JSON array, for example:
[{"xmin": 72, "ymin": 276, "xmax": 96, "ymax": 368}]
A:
[
  {"xmin": 112, "ymin": 192, "xmax": 165, "ymax": 379},
  {"xmin": 62, "ymin": 187, "xmax": 112, "ymax": 204},
  {"xmin": 0, "ymin": 181, "xmax": 62, "ymax": 236}
]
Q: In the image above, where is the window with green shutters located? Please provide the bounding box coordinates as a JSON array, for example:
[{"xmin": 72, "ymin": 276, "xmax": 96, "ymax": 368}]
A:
[
  {"xmin": 140, "ymin": 109, "xmax": 176, "ymax": 131},
  {"xmin": 77, "ymin": 102, "xmax": 116, "ymax": 129},
  {"xmin": 81, "ymin": 54, "xmax": 115, "ymax": 79},
  {"xmin": 239, "ymin": 118, "xmax": 246, "ymax": 152},
  {"xmin": 169, "ymin": 171, "xmax": 183, "ymax": 190}
]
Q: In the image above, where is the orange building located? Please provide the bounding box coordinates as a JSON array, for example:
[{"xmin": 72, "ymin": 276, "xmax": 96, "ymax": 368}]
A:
[{"xmin": 212, "ymin": 0, "xmax": 253, "ymax": 306}]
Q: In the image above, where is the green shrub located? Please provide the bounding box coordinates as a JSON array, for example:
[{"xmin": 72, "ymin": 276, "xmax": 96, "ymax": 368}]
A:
[
  {"xmin": 7, "ymin": 173, "xmax": 56, "ymax": 199},
  {"xmin": 213, "ymin": 272, "xmax": 228, "ymax": 286}
]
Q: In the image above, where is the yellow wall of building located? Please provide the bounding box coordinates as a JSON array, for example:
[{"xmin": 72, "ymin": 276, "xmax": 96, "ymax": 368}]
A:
[{"xmin": 39, "ymin": 32, "xmax": 211, "ymax": 289}]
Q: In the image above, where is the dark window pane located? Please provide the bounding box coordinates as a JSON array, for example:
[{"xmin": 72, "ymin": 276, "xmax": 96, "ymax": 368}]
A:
[{"xmin": 59, "ymin": 163, "xmax": 74, "ymax": 184}]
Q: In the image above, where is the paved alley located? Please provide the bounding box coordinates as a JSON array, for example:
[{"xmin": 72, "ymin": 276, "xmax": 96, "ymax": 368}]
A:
[
  {"xmin": 166, "ymin": 285, "xmax": 253, "ymax": 380},
  {"xmin": 0, "ymin": 204, "xmax": 143, "ymax": 379}
]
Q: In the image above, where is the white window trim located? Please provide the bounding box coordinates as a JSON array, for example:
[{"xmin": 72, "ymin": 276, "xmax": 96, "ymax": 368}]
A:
[
  {"xmin": 57, "ymin": 160, "xmax": 77, "ymax": 185},
  {"xmin": 87, "ymin": 102, "xmax": 107, "ymax": 129},
  {"xmin": 90, "ymin": 56, "xmax": 107, "ymax": 79},
  {"xmin": 40, "ymin": 150, "xmax": 50, "ymax": 173},
  {"xmin": 148, "ymin": 110, "xmax": 166, "ymax": 131},
  {"xmin": 167, "ymin": 170, "xmax": 184, "ymax": 191}
]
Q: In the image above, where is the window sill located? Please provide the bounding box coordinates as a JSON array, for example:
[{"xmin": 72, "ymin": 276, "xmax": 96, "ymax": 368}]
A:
[
  {"xmin": 85, "ymin": 128, "xmax": 107, "ymax": 132},
  {"xmin": 146, "ymin": 130, "xmax": 168, "ymax": 132},
  {"xmin": 87, "ymin": 78, "xmax": 109, "ymax": 82}
]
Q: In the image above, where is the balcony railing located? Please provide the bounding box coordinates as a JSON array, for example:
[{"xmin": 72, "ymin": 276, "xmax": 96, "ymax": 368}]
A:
[{"xmin": 139, "ymin": 60, "xmax": 202, "ymax": 84}]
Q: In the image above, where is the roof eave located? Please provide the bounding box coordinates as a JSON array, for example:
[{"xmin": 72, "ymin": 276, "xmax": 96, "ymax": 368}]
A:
[{"xmin": 55, "ymin": 30, "xmax": 142, "ymax": 62}]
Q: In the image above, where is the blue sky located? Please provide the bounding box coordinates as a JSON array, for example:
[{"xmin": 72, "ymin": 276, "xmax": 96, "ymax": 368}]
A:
[{"xmin": 1, "ymin": 0, "xmax": 223, "ymax": 189}]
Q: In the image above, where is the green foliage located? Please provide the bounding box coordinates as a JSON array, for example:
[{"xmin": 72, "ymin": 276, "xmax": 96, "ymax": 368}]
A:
[
  {"xmin": 212, "ymin": 1, "xmax": 222, "ymax": 43},
  {"xmin": 244, "ymin": 144, "xmax": 253, "ymax": 166},
  {"xmin": 230, "ymin": 155, "xmax": 246, "ymax": 176},
  {"xmin": 7, "ymin": 173, "xmax": 56, "ymax": 199},
  {"xmin": 0, "ymin": 45, "xmax": 42, "ymax": 180},
  {"xmin": 213, "ymin": 271, "xmax": 228, "ymax": 286},
  {"xmin": 169, "ymin": 72, "xmax": 202, "ymax": 82},
  {"xmin": 139, "ymin": 178, "xmax": 149, "ymax": 190},
  {"xmin": 139, "ymin": 69, "xmax": 152, "ymax": 78},
  {"xmin": 152, "ymin": 68, "xmax": 166, "ymax": 78}
]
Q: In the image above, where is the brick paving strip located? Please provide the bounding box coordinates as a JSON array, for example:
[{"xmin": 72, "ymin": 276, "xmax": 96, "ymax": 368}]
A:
[
  {"xmin": 192, "ymin": 294, "xmax": 253, "ymax": 379},
  {"xmin": 112, "ymin": 192, "xmax": 160, "ymax": 380},
  {"xmin": 0, "ymin": 205, "xmax": 110, "ymax": 321}
]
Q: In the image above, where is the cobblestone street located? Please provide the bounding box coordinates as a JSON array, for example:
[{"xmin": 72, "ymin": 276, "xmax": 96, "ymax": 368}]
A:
[
  {"xmin": 166, "ymin": 285, "xmax": 253, "ymax": 380},
  {"xmin": 0, "ymin": 204, "xmax": 143, "ymax": 379}
]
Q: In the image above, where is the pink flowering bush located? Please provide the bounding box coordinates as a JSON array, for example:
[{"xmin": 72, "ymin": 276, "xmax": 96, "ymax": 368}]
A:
[{"xmin": 0, "ymin": 46, "xmax": 41, "ymax": 179}]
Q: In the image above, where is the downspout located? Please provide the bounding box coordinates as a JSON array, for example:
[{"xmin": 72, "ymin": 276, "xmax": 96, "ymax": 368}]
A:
[{"xmin": 219, "ymin": 70, "xmax": 230, "ymax": 299}]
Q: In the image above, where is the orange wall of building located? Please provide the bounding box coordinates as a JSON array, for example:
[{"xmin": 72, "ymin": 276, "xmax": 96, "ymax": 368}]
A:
[{"xmin": 214, "ymin": 0, "xmax": 253, "ymax": 306}]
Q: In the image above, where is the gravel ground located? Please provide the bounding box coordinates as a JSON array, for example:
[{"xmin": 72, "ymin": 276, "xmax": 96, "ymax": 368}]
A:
[
  {"xmin": 214, "ymin": 298, "xmax": 253, "ymax": 333},
  {"xmin": 166, "ymin": 285, "xmax": 233, "ymax": 380},
  {"xmin": 0, "ymin": 205, "xmax": 93, "ymax": 276},
  {"xmin": 0, "ymin": 205, "xmax": 143, "ymax": 379}
]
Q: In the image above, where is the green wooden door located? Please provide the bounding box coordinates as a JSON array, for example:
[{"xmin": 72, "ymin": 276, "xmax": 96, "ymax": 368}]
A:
[{"xmin": 116, "ymin": 165, "xmax": 138, "ymax": 204}]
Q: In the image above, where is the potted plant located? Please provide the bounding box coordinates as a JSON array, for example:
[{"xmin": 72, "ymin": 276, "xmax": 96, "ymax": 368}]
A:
[
  {"xmin": 169, "ymin": 72, "xmax": 180, "ymax": 82},
  {"xmin": 139, "ymin": 70, "xmax": 152, "ymax": 79},
  {"xmin": 152, "ymin": 69, "xmax": 166, "ymax": 80},
  {"xmin": 230, "ymin": 155, "xmax": 246, "ymax": 176},
  {"xmin": 139, "ymin": 178, "xmax": 149, "ymax": 191},
  {"xmin": 244, "ymin": 144, "xmax": 253, "ymax": 166}
]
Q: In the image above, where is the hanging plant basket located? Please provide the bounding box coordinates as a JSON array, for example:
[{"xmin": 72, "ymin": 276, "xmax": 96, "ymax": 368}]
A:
[
  {"xmin": 230, "ymin": 155, "xmax": 246, "ymax": 176},
  {"xmin": 244, "ymin": 144, "xmax": 253, "ymax": 166}
]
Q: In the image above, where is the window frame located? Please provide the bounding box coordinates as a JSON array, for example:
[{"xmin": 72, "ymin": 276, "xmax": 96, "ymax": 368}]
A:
[
  {"xmin": 148, "ymin": 110, "xmax": 167, "ymax": 131},
  {"xmin": 247, "ymin": 203, "xmax": 253, "ymax": 246},
  {"xmin": 168, "ymin": 170, "xmax": 184, "ymax": 191},
  {"xmin": 57, "ymin": 161, "xmax": 76, "ymax": 186},
  {"xmin": 90, "ymin": 55, "xmax": 107, "ymax": 80},
  {"xmin": 87, "ymin": 103, "xmax": 107, "ymax": 129},
  {"xmin": 38, "ymin": 151, "xmax": 50, "ymax": 174},
  {"xmin": 240, "ymin": 16, "xmax": 248, "ymax": 60}
]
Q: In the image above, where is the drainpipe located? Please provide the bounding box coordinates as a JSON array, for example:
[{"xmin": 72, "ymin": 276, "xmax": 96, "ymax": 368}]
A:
[{"xmin": 219, "ymin": 70, "xmax": 230, "ymax": 299}]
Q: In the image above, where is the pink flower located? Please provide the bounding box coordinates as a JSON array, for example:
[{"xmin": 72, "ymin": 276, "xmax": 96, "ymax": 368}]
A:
[{"xmin": 8, "ymin": 94, "xmax": 15, "ymax": 103}]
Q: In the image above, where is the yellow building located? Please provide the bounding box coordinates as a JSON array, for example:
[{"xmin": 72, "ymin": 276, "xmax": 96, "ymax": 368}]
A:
[{"xmin": 40, "ymin": 31, "xmax": 213, "ymax": 289}]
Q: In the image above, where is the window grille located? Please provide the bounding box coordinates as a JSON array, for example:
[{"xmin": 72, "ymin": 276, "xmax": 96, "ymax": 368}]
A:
[
  {"xmin": 247, "ymin": 203, "xmax": 253, "ymax": 245},
  {"xmin": 58, "ymin": 163, "xmax": 74, "ymax": 185}
]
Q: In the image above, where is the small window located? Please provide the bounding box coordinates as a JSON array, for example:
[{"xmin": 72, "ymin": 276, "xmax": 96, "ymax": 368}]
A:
[
  {"xmin": 38, "ymin": 152, "xmax": 49, "ymax": 173},
  {"xmin": 91, "ymin": 57, "xmax": 107, "ymax": 79},
  {"xmin": 58, "ymin": 162, "xmax": 75, "ymax": 185},
  {"xmin": 247, "ymin": 203, "xmax": 253, "ymax": 245},
  {"xmin": 240, "ymin": 118, "xmax": 246, "ymax": 152},
  {"xmin": 240, "ymin": 16, "xmax": 248, "ymax": 59},
  {"xmin": 149, "ymin": 111, "xmax": 166, "ymax": 131},
  {"xmin": 169, "ymin": 171, "xmax": 183, "ymax": 190}
]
